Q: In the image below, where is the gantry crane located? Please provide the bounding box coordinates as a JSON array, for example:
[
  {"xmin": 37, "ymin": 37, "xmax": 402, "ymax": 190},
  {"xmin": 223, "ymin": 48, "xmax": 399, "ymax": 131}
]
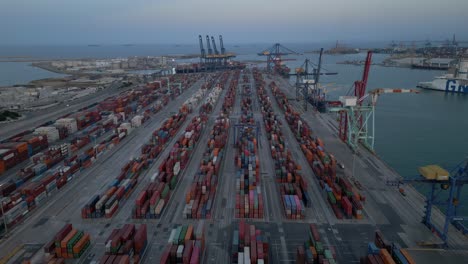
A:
[
  {"xmin": 211, "ymin": 36, "xmax": 219, "ymax": 55},
  {"xmin": 258, "ymin": 43, "xmax": 300, "ymax": 75},
  {"xmin": 329, "ymin": 86, "xmax": 419, "ymax": 152},
  {"xmin": 291, "ymin": 49, "xmax": 323, "ymax": 111},
  {"xmin": 199, "ymin": 35, "xmax": 206, "ymax": 64},
  {"xmin": 387, "ymin": 159, "xmax": 468, "ymax": 246},
  {"xmin": 335, "ymin": 51, "xmax": 372, "ymax": 147},
  {"xmin": 219, "ymin": 35, "xmax": 226, "ymax": 55},
  {"xmin": 198, "ymin": 34, "xmax": 236, "ymax": 71}
]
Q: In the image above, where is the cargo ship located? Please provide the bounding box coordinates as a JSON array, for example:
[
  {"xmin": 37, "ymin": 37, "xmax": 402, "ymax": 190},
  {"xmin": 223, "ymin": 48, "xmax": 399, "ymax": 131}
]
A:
[{"xmin": 417, "ymin": 59, "xmax": 468, "ymax": 93}]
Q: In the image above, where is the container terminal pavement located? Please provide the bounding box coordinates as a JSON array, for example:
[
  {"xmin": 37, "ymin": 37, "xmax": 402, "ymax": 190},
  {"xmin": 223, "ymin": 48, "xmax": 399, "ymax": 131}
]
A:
[{"xmin": 0, "ymin": 69, "xmax": 468, "ymax": 264}]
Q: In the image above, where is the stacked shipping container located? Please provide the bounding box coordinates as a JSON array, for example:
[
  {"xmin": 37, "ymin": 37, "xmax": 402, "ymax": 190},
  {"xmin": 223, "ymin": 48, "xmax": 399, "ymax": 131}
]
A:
[
  {"xmin": 254, "ymin": 70, "xmax": 309, "ymax": 219},
  {"xmin": 160, "ymin": 222, "xmax": 205, "ymax": 264},
  {"xmin": 232, "ymin": 220, "xmax": 269, "ymax": 264},
  {"xmin": 235, "ymin": 72, "xmax": 264, "ymax": 219},
  {"xmin": 82, "ymin": 73, "xmax": 217, "ymax": 219},
  {"xmin": 268, "ymin": 80, "xmax": 366, "ymax": 220},
  {"xmin": 178, "ymin": 72, "xmax": 235, "ymax": 219},
  {"xmin": 360, "ymin": 231, "xmax": 415, "ymax": 264},
  {"xmin": 99, "ymin": 224, "xmax": 147, "ymax": 264},
  {"xmin": 295, "ymin": 224, "xmax": 337, "ymax": 264},
  {"xmin": 133, "ymin": 115, "xmax": 204, "ymax": 219},
  {"xmin": 43, "ymin": 224, "xmax": 91, "ymax": 261}
]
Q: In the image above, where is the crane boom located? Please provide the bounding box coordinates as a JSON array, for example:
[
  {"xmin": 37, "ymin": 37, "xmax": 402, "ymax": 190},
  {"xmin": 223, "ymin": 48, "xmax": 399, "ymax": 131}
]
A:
[
  {"xmin": 199, "ymin": 35, "xmax": 206, "ymax": 58},
  {"xmin": 354, "ymin": 51, "xmax": 373, "ymax": 102},
  {"xmin": 211, "ymin": 36, "xmax": 219, "ymax": 55},
  {"xmin": 219, "ymin": 35, "xmax": 226, "ymax": 55},
  {"xmin": 206, "ymin": 35, "xmax": 213, "ymax": 55}
]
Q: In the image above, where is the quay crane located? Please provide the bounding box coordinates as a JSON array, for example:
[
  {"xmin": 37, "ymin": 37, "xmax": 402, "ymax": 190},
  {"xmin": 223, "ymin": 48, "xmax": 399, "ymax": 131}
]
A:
[
  {"xmin": 329, "ymin": 51, "xmax": 418, "ymax": 152},
  {"xmin": 258, "ymin": 43, "xmax": 300, "ymax": 76},
  {"xmin": 291, "ymin": 49, "xmax": 338, "ymax": 112},
  {"xmin": 329, "ymin": 87, "xmax": 419, "ymax": 152},
  {"xmin": 198, "ymin": 35, "xmax": 236, "ymax": 71},
  {"xmin": 387, "ymin": 160, "xmax": 468, "ymax": 247}
]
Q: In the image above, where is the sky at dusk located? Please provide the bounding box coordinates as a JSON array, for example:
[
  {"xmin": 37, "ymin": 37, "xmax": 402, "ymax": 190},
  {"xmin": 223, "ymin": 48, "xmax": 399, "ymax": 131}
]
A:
[{"xmin": 1, "ymin": 0, "xmax": 467, "ymax": 45}]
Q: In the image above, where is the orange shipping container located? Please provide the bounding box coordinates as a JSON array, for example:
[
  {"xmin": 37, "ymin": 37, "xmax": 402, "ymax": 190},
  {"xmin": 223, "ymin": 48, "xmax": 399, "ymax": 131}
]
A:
[
  {"xmin": 379, "ymin": 249, "xmax": 396, "ymax": 264},
  {"xmin": 72, "ymin": 233, "xmax": 90, "ymax": 253},
  {"xmin": 185, "ymin": 225, "xmax": 193, "ymax": 242},
  {"xmin": 400, "ymin": 249, "xmax": 416, "ymax": 264},
  {"xmin": 61, "ymin": 229, "xmax": 77, "ymax": 248},
  {"xmin": 16, "ymin": 142, "xmax": 28, "ymax": 153}
]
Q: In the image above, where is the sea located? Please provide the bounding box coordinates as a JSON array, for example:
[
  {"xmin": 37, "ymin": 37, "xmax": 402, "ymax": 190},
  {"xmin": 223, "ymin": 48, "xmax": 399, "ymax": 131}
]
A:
[{"xmin": 1, "ymin": 43, "xmax": 467, "ymax": 203}]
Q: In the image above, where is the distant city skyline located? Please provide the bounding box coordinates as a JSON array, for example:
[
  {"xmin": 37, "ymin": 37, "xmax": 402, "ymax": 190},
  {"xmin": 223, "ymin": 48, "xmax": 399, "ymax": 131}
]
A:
[{"xmin": 1, "ymin": 0, "xmax": 467, "ymax": 45}]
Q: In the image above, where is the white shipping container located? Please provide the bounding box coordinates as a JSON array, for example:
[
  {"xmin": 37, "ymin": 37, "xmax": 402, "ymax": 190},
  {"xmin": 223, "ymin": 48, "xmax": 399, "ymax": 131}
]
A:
[
  {"xmin": 168, "ymin": 229, "xmax": 176, "ymax": 244},
  {"xmin": 55, "ymin": 118, "xmax": 78, "ymax": 134},
  {"xmin": 173, "ymin": 162, "xmax": 181, "ymax": 176},
  {"xmin": 238, "ymin": 253, "xmax": 244, "ymax": 264},
  {"xmin": 34, "ymin": 126, "xmax": 60, "ymax": 142},
  {"xmin": 150, "ymin": 172, "xmax": 159, "ymax": 182},
  {"xmin": 176, "ymin": 245, "xmax": 184, "ymax": 259},
  {"xmin": 244, "ymin": 247, "xmax": 250, "ymax": 264}
]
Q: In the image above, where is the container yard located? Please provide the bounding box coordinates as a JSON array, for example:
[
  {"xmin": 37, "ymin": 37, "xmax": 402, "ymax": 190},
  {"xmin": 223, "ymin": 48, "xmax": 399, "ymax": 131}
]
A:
[{"xmin": 1, "ymin": 67, "xmax": 468, "ymax": 264}]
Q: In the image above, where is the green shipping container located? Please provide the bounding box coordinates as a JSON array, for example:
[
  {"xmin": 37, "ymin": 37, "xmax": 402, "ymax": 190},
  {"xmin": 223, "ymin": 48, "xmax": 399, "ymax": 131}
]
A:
[
  {"xmin": 316, "ymin": 242, "xmax": 324, "ymax": 255},
  {"xmin": 324, "ymin": 249, "xmax": 333, "ymax": 260},
  {"xmin": 172, "ymin": 227, "xmax": 182, "ymax": 245},
  {"xmin": 170, "ymin": 175, "xmax": 177, "ymax": 189},
  {"xmin": 178, "ymin": 226, "xmax": 188, "ymax": 245},
  {"xmin": 328, "ymin": 192, "xmax": 336, "ymax": 204},
  {"xmin": 67, "ymin": 231, "xmax": 84, "ymax": 252},
  {"xmin": 161, "ymin": 185, "xmax": 170, "ymax": 198}
]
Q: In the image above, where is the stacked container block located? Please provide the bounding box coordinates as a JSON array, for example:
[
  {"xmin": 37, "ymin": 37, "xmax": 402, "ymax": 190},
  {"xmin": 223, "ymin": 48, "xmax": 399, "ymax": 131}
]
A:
[
  {"xmin": 235, "ymin": 73, "xmax": 264, "ymax": 219},
  {"xmin": 295, "ymin": 224, "xmax": 337, "ymax": 264},
  {"xmin": 254, "ymin": 70, "xmax": 309, "ymax": 219},
  {"xmin": 160, "ymin": 222, "xmax": 205, "ymax": 264},
  {"xmin": 360, "ymin": 231, "xmax": 415, "ymax": 264},
  {"xmin": 232, "ymin": 220, "xmax": 269, "ymax": 264},
  {"xmin": 43, "ymin": 224, "xmax": 91, "ymax": 261},
  {"xmin": 99, "ymin": 224, "xmax": 147, "ymax": 264},
  {"xmin": 268, "ymin": 80, "xmax": 366, "ymax": 220}
]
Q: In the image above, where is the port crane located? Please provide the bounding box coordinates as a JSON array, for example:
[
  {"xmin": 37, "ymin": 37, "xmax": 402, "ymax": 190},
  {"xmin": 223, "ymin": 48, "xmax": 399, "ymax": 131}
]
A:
[
  {"xmin": 291, "ymin": 49, "xmax": 339, "ymax": 112},
  {"xmin": 329, "ymin": 87, "xmax": 418, "ymax": 152},
  {"xmin": 198, "ymin": 35, "xmax": 236, "ymax": 71},
  {"xmin": 387, "ymin": 160, "xmax": 468, "ymax": 246},
  {"xmin": 291, "ymin": 54, "xmax": 321, "ymax": 111},
  {"xmin": 329, "ymin": 51, "xmax": 419, "ymax": 151},
  {"xmin": 258, "ymin": 43, "xmax": 300, "ymax": 74}
]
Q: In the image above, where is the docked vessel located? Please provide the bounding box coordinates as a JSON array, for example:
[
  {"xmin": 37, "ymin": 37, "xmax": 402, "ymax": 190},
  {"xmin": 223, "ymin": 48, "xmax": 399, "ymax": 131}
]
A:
[{"xmin": 417, "ymin": 59, "xmax": 468, "ymax": 93}]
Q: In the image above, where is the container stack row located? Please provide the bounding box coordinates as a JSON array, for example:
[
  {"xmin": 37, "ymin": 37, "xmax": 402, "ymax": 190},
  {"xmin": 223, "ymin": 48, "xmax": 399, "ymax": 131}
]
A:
[
  {"xmin": 0, "ymin": 73, "xmax": 178, "ymax": 176},
  {"xmin": 180, "ymin": 73, "xmax": 235, "ymax": 219},
  {"xmin": 43, "ymin": 224, "xmax": 91, "ymax": 262},
  {"xmin": 99, "ymin": 224, "xmax": 148, "ymax": 264},
  {"xmin": 0, "ymin": 74, "xmax": 206, "ymax": 231},
  {"xmin": 254, "ymin": 70, "xmax": 309, "ymax": 219},
  {"xmin": 268, "ymin": 80, "xmax": 365, "ymax": 220},
  {"xmin": 232, "ymin": 220, "xmax": 269, "ymax": 264},
  {"xmin": 131, "ymin": 75, "xmax": 229, "ymax": 219},
  {"xmin": 295, "ymin": 224, "xmax": 337, "ymax": 264},
  {"xmin": 82, "ymin": 77, "xmax": 215, "ymax": 219},
  {"xmin": 360, "ymin": 231, "xmax": 415, "ymax": 264},
  {"xmin": 83, "ymin": 110, "xmax": 190, "ymax": 219},
  {"xmin": 235, "ymin": 72, "xmax": 264, "ymax": 219},
  {"xmin": 133, "ymin": 114, "xmax": 205, "ymax": 219},
  {"xmin": 222, "ymin": 71, "xmax": 240, "ymax": 115},
  {"xmin": 160, "ymin": 222, "xmax": 205, "ymax": 264}
]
